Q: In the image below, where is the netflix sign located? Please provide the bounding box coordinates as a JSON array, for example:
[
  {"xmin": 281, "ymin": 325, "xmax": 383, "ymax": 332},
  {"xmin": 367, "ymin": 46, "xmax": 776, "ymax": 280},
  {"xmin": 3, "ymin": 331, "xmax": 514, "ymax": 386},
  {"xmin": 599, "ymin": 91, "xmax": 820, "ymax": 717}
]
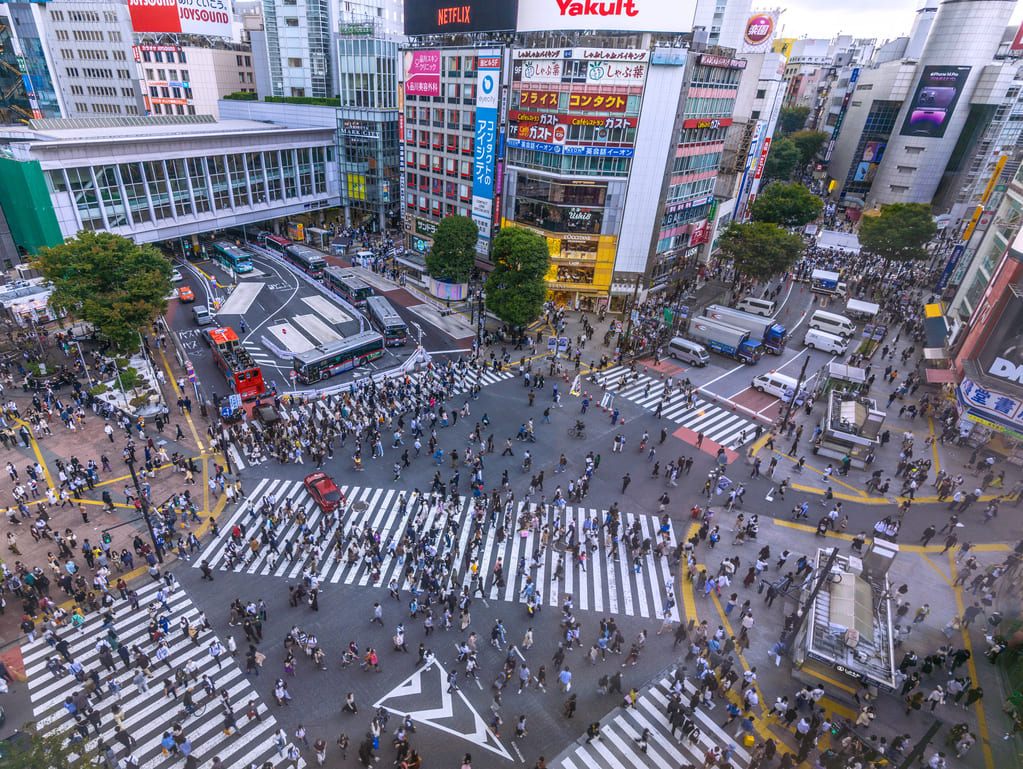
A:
[{"xmin": 404, "ymin": 0, "xmax": 518, "ymax": 35}]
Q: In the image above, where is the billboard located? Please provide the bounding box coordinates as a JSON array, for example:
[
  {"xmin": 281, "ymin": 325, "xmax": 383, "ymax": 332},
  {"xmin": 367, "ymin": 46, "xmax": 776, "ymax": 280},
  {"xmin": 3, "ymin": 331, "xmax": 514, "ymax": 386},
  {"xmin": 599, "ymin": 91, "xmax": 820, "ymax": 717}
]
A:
[
  {"xmin": 472, "ymin": 56, "xmax": 502, "ymax": 247},
  {"xmin": 740, "ymin": 12, "xmax": 778, "ymax": 53},
  {"xmin": 404, "ymin": 51, "xmax": 441, "ymax": 97},
  {"xmin": 900, "ymin": 65, "xmax": 971, "ymax": 139},
  {"xmin": 977, "ymin": 298, "xmax": 1023, "ymax": 390},
  {"xmin": 1012, "ymin": 21, "xmax": 1023, "ymax": 52},
  {"xmin": 516, "ymin": 0, "xmax": 697, "ymax": 33},
  {"xmin": 403, "ymin": 0, "xmax": 518, "ymax": 35},
  {"xmin": 127, "ymin": 0, "xmax": 232, "ymax": 36}
]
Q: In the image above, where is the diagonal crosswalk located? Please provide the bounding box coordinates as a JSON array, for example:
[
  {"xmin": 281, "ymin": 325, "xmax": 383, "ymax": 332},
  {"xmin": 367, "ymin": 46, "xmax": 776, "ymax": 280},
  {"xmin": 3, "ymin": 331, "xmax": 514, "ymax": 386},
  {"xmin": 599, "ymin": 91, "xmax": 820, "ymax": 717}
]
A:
[
  {"xmin": 197, "ymin": 479, "xmax": 678, "ymax": 620},
  {"xmin": 554, "ymin": 674, "xmax": 751, "ymax": 769},
  {"xmin": 21, "ymin": 580, "xmax": 305, "ymax": 769},
  {"xmin": 593, "ymin": 365, "xmax": 756, "ymax": 450}
]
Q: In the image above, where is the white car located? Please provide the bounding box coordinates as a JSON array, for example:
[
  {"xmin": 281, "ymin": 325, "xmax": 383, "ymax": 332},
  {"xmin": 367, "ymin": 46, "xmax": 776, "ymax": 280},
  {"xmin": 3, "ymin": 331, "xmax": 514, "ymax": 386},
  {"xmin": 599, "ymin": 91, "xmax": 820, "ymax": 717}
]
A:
[{"xmin": 171, "ymin": 268, "xmax": 184, "ymax": 282}]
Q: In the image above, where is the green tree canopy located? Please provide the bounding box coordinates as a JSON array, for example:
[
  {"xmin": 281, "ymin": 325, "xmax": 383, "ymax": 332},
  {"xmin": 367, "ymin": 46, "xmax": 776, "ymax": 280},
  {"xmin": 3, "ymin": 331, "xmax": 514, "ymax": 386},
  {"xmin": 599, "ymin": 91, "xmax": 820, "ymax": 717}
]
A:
[
  {"xmin": 789, "ymin": 130, "xmax": 829, "ymax": 164},
  {"xmin": 750, "ymin": 183, "xmax": 823, "ymax": 228},
  {"xmin": 858, "ymin": 203, "xmax": 936, "ymax": 262},
  {"xmin": 718, "ymin": 221, "xmax": 805, "ymax": 281},
  {"xmin": 0, "ymin": 727, "xmax": 89, "ymax": 768},
  {"xmin": 484, "ymin": 227, "xmax": 551, "ymax": 328},
  {"xmin": 762, "ymin": 137, "xmax": 802, "ymax": 183},
  {"xmin": 35, "ymin": 231, "xmax": 171, "ymax": 353},
  {"xmin": 425, "ymin": 215, "xmax": 478, "ymax": 282},
  {"xmin": 777, "ymin": 106, "xmax": 810, "ymax": 135}
]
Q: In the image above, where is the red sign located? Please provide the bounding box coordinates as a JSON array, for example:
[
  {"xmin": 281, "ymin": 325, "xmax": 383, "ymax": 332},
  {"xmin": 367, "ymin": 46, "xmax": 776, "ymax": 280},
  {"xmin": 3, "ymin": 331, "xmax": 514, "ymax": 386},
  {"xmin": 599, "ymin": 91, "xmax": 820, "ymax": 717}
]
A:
[
  {"xmin": 744, "ymin": 14, "xmax": 774, "ymax": 46},
  {"xmin": 510, "ymin": 111, "xmax": 637, "ymax": 128},
  {"xmin": 682, "ymin": 117, "xmax": 732, "ymax": 130},
  {"xmin": 517, "ymin": 90, "xmax": 629, "ymax": 112},
  {"xmin": 1012, "ymin": 22, "xmax": 1023, "ymax": 52},
  {"xmin": 754, "ymin": 137, "xmax": 772, "ymax": 180},
  {"xmin": 690, "ymin": 218, "xmax": 710, "ymax": 246},
  {"xmin": 518, "ymin": 90, "xmax": 560, "ymax": 109}
]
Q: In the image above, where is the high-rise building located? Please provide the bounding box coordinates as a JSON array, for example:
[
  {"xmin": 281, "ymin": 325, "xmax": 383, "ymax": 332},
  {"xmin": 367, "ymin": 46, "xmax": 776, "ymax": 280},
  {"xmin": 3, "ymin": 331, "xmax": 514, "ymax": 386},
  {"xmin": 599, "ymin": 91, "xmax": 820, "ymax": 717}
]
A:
[
  {"xmin": 135, "ymin": 41, "xmax": 257, "ymax": 118},
  {"xmin": 825, "ymin": 0, "xmax": 1019, "ymax": 210},
  {"xmin": 0, "ymin": 0, "xmax": 63, "ymax": 119},
  {"xmin": 262, "ymin": 0, "xmax": 336, "ymax": 98}
]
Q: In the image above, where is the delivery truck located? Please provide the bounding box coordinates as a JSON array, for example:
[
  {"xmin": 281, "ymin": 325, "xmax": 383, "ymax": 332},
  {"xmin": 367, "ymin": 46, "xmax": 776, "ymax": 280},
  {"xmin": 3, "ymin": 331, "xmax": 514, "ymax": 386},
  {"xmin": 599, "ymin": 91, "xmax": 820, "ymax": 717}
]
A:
[
  {"xmin": 704, "ymin": 304, "xmax": 788, "ymax": 355},
  {"xmin": 811, "ymin": 269, "xmax": 847, "ymax": 295},
  {"xmin": 688, "ymin": 317, "xmax": 763, "ymax": 365}
]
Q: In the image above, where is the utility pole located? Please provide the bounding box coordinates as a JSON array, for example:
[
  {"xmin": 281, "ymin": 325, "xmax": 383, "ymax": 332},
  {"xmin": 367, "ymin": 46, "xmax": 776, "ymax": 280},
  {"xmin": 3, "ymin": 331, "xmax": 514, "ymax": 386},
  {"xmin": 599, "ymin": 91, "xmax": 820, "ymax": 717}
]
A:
[
  {"xmin": 779, "ymin": 354, "xmax": 811, "ymax": 432},
  {"xmin": 125, "ymin": 456, "xmax": 164, "ymax": 564}
]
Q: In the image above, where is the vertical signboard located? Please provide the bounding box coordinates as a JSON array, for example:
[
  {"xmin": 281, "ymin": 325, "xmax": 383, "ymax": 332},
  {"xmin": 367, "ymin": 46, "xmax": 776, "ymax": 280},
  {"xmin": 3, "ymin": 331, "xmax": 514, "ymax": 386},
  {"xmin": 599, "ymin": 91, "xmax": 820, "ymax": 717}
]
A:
[
  {"xmin": 472, "ymin": 56, "xmax": 501, "ymax": 253},
  {"xmin": 935, "ymin": 244, "xmax": 964, "ymax": 292},
  {"xmin": 825, "ymin": 67, "xmax": 858, "ymax": 162},
  {"xmin": 398, "ymin": 82, "xmax": 406, "ymax": 219},
  {"xmin": 735, "ymin": 121, "xmax": 764, "ymax": 221}
]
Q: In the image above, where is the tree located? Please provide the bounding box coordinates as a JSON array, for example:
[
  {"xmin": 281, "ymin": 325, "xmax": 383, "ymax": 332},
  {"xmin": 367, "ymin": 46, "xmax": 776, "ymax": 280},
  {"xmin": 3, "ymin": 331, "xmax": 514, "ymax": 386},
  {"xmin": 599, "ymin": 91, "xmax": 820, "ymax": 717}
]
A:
[
  {"xmin": 761, "ymin": 138, "xmax": 802, "ymax": 183},
  {"xmin": 718, "ymin": 221, "xmax": 805, "ymax": 281},
  {"xmin": 0, "ymin": 727, "xmax": 89, "ymax": 768},
  {"xmin": 35, "ymin": 231, "xmax": 171, "ymax": 354},
  {"xmin": 777, "ymin": 106, "xmax": 810, "ymax": 135},
  {"xmin": 789, "ymin": 130, "xmax": 829, "ymax": 164},
  {"xmin": 750, "ymin": 183, "xmax": 823, "ymax": 228},
  {"xmin": 425, "ymin": 215, "xmax": 478, "ymax": 283},
  {"xmin": 859, "ymin": 203, "xmax": 936, "ymax": 262},
  {"xmin": 484, "ymin": 227, "xmax": 551, "ymax": 329}
]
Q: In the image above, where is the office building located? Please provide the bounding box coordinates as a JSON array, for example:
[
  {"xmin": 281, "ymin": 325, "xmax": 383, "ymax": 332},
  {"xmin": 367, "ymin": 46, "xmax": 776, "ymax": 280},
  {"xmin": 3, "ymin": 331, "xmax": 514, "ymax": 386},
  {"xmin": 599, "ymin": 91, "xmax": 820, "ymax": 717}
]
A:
[
  {"xmin": 825, "ymin": 0, "xmax": 1019, "ymax": 209},
  {"xmin": 0, "ymin": 0, "xmax": 63, "ymax": 119},
  {"xmin": 135, "ymin": 41, "xmax": 257, "ymax": 117}
]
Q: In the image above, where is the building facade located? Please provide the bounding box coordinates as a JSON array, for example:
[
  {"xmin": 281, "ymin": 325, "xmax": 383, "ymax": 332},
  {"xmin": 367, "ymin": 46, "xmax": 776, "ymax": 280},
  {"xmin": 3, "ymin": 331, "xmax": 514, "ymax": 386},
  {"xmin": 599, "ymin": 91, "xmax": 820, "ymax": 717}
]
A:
[
  {"xmin": 136, "ymin": 42, "xmax": 256, "ymax": 118},
  {"xmin": 0, "ymin": 0, "xmax": 63, "ymax": 119},
  {"xmin": 261, "ymin": 0, "xmax": 335, "ymax": 98},
  {"xmin": 0, "ymin": 115, "xmax": 339, "ymax": 253}
]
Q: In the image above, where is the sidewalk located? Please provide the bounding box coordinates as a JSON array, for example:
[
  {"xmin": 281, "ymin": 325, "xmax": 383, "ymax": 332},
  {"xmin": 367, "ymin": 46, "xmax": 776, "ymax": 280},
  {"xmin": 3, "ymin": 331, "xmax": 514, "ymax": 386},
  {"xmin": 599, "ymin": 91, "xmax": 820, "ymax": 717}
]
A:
[{"xmin": 0, "ymin": 339, "xmax": 229, "ymax": 650}]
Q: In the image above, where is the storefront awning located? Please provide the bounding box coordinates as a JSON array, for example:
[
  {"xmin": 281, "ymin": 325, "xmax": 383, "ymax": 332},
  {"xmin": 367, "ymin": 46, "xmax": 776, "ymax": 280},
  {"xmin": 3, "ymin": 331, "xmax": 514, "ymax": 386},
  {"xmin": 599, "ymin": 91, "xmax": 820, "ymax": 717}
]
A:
[
  {"xmin": 924, "ymin": 367, "xmax": 957, "ymax": 383},
  {"xmin": 924, "ymin": 315, "xmax": 948, "ymax": 349}
]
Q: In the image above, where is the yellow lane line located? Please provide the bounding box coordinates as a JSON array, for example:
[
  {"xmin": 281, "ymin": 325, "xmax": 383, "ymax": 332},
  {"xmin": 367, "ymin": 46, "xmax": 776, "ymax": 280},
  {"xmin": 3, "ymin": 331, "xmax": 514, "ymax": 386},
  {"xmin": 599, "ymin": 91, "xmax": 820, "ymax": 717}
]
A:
[
  {"xmin": 948, "ymin": 551, "xmax": 995, "ymax": 769},
  {"xmin": 920, "ymin": 552, "xmax": 954, "ymax": 588}
]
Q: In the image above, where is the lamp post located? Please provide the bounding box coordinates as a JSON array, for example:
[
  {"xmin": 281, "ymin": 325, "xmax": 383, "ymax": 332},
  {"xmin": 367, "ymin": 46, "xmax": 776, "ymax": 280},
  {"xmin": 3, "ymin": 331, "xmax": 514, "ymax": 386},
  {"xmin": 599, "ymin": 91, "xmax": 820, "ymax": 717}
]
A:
[
  {"xmin": 125, "ymin": 455, "xmax": 164, "ymax": 564},
  {"xmin": 476, "ymin": 289, "xmax": 486, "ymax": 346}
]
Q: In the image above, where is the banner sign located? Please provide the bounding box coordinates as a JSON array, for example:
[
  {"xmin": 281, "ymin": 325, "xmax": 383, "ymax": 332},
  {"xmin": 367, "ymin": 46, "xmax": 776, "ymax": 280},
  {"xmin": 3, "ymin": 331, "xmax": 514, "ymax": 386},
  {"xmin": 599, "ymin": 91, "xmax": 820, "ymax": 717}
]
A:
[
  {"xmin": 506, "ymin": 137, "xmax": 633, "ymax": 157},
  {"xmin": 404, "ymin": 51, "xmax": 441, "ymax": 97},
  {"xmin": 517, "ymin": 90, "xmax": 629, "ymax": 112},
  {"xmin": 511, "ymin": 111, "xmax": 636, "ymax": 128},
  {"xmin": 516, "ymin": 0, "xmax": 698, "ymax": 33},
  {"xmin": 472, "ymin": 56, "xmax": 502, "ymax": 245},
  {"xmin": 127, "ymin": 0, "xmax": 231, "ymax": 36}
]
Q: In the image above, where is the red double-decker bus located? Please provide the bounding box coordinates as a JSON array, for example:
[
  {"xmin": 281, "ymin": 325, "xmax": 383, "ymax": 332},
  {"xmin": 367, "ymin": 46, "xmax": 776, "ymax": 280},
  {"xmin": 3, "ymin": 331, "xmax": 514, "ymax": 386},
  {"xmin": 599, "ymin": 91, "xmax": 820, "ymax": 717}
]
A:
[{"xmin": 203, "ymin": 326, "xmax": 265, "ymax": 400}]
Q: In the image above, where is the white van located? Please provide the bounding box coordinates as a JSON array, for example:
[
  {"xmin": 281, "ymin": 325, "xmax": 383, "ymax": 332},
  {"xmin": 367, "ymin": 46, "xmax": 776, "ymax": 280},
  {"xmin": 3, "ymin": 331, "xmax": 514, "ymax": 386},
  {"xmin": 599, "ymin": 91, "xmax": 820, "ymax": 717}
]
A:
[
  {"xmin": 668, "ymin": 337, "xmax": 710, "ymax": 367},
  {"xmin": 355, "ymin": 250, "xmax": 374, "ymax": 266},
  {"xmin": 735, "ymin": 297, "xmax": 777, "ymax": 317},
  {"xmin": 809, "ymin": 310, "xmax": 855, "ymax": 338},
  {"xmin": 752, "ymin": 371, "xmax": 809, "ymax": 405},
  {"xmin": 192, "ymin": 305, "xmax": 213, "ymax": 325},
  {"xmin": 804, "ymin": 328, "xmax": 848, "ymax": 354}
]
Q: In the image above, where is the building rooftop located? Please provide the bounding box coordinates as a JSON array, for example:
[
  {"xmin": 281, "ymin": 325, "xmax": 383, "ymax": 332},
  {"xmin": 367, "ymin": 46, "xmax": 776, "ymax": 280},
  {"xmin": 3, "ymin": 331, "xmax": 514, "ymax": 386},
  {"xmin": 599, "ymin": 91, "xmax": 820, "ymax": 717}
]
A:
[{"xmin": 0, "ymin": 115, "xmax": 322, "ymax": 147}]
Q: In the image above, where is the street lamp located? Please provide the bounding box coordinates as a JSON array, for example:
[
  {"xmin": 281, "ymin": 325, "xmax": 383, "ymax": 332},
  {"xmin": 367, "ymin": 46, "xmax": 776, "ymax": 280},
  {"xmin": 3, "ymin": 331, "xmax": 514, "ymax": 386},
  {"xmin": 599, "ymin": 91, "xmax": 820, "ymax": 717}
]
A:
[
  {"xmin": 125, "ymin": 455, "xmax": 165, "ymax": 564},
  {"xmin": 476, "ymin": 289, "xmax": 487, "ymax": 346}
]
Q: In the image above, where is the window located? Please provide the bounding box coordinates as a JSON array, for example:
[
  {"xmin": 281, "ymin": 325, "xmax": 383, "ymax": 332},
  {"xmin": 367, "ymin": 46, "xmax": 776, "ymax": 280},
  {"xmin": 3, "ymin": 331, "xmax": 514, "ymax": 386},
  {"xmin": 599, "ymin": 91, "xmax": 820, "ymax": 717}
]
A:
[
  {"xmin": 288, "ymin": 58, "xmax": 303, "ymax": 68},
  {"xmin": 146, "ymin": 69, "xmax": 154, "ymax": 80},
  {"xmin": 181, "ymin": 70, "xmax": 189, "ymax": 82},
  {"xmin": 66, "ymin": 167, "xmax": 103, "ymax": 230},
  {"xmin": 290, "ymin": 87, "xmax": 305, "ymax": 97},
  {"xmin": 208, "ymin": 155, "xmax": 231, "ymax": 209},
  {"xmin": 166, "ymin": 52, "xmax": 175, "ymax": 63},
  {"xmin": 756, "ymin": 89, "xmax": 766, "ymax": 99},
  {"xmin": 177, "ymin": 50, "xmax": 186, "ymax": 64},
  {"xmin": 285, "ymin": 17, "xmax": 299, "ymax": 26},
  {"xmin": 245, "ymin": 56, "xmax": 251, "ymax": 67},
  {"xmin": 157, "ymin": 69, "xmax": 166, "ymax": 80},
  {"xmin": 236, "ymin": 55, "xmax": 243, "ymax": 66},
  {"xmin": 142, "ymin": 50, "xmax": 151, "ymax": 62},
  {"xmin": 165, "ymin": 159, "xmax": 192, "ymax": 217}
]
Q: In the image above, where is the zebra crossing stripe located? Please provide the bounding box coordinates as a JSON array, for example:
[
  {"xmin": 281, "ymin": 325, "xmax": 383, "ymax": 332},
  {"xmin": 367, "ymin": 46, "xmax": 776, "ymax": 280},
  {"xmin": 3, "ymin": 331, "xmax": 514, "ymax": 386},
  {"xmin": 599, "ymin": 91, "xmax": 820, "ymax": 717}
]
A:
[
  {"xmin": 22, "ymin": 580, "xmax": 305, "ymax": 768},
  {"xmin": 196, "ymin": 483, "xmax": 675, "ymax": 620}
]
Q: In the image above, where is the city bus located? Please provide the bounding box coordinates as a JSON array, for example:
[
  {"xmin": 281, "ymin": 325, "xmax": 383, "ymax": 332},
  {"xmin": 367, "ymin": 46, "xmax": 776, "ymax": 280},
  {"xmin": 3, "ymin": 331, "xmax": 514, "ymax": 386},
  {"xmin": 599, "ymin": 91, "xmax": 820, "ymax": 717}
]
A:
[
  {"xmin": 283, "ymin": 243, "xmax": 326, "ymax": 279},
  {"xmin": 203, "ymin": 326, "xmax": 265, "ymax": 399},
  {"xmin": 211, "ymin": 241, "xmax": 254, "ymax": 273},
  {"xmin": 260, "ymin": 233, "xmax": 292, "ymax": 257},
  {"xmin": 366, "ymin": 295, "xmax": 407, "ymax": 346},
  {"xmin": 323, "ymin": 266, "xmax": 374, "ymax": 307},
  {"xmin": 292, "ymin": 331, "xmax": 385, "ymax": 384}
]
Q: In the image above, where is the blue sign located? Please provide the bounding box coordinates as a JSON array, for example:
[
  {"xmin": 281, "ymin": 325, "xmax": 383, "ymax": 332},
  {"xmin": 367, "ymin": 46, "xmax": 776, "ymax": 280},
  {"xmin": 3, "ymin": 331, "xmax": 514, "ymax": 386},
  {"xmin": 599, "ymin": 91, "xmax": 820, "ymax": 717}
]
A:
[
  {"xmin": 471, "ymin": 59, "xmax": 501, "ymax": 244},
  {"xmin": 935, "ymin": 244, "xmax": 965, "ymax": 292},
  {"xmin": 505, "ymin": 137, "xmax": 635, "ymax": 158}
]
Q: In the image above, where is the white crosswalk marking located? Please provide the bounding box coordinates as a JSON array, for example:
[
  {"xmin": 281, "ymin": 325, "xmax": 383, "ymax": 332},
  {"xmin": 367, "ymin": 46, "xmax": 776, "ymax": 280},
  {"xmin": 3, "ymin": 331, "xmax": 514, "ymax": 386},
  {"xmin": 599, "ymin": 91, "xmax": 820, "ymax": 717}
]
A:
[
  {"xmin": 593, "ymin": 365, "xmax": 756, "ymax": 450},
  {"xmin": 21, "ymin": 580, "xmax": 305, "ymax": 768},
  {"xmin": 196, "ymin": 483, "xmax": 676, "ymax": 620},
  {"xmin": 552, "ymin": 674, "xmax": 751, "ymax": 769}
]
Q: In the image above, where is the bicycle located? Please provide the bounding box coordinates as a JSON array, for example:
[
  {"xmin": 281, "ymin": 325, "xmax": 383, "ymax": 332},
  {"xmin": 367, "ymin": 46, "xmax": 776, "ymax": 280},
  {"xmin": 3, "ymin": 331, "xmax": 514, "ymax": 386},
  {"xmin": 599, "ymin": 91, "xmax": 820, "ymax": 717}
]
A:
[
  {"xmin": 180, "ymin": 700, "xmax": 207, "ymax": 719},
  {"xmin": 566, "ymin": 426, "xmax": 586, "ymax": 440}
]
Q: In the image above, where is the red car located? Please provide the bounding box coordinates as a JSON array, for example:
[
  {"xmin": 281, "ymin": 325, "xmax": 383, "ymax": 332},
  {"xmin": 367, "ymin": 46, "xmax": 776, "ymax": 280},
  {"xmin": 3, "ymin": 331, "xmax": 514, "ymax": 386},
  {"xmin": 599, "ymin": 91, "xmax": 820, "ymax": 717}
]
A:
[{"xmin": 304, "ymin": 472, "xmax": 344, "ymax": 512}]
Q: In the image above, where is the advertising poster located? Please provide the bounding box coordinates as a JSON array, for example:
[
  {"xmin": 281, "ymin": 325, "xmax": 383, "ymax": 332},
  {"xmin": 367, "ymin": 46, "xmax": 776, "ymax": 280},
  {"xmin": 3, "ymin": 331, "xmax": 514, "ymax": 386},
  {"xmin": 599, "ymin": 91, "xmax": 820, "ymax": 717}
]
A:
[
  {"xmin": 472, "ymin": 56, "xmax": 501, "ymax": 248},
  {"xmin": 404, "ymin": 0, "xmax": 518, "ymax": 35},
  {"xmin": 900, "ymin": 65, "xmax": 971, "ymax": 138},
  {"xmin": 584, "ymin": 60, "xmax": 647, "ymax": 86},
  {"xmin": 977, "ymin": 298, "xmax": 1023, "ymax": 389},
  {"xmin": 404, "ymin": 51, "xmax": 441, "ymax": 97},
  {"xmin": 516, "ymin": 0, "xmax": 697, "ymax": 33},
  {"xmin": 739, "ymin": 12, "xmax": 778, "ymax": 53},
  {"xmin": 127, "ymin": 0, "xmax": 232, "ymax": 36},
  {"xmin": 517, "ymin": 59, "xmax": 565, "ymax": 84}
]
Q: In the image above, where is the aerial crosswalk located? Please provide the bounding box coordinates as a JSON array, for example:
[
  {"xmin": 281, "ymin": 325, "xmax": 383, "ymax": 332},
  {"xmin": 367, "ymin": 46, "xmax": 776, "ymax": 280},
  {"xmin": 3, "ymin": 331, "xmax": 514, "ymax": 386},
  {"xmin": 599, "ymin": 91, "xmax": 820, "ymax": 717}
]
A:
[
  {"xmin": 554, "ymin": 673, "xmax": 751, "ymax": 769},
  {"xmin": 593, "ymin": 365, "xmax": 756, "ymax": 450},
  {"xmin": 197, "ymin": 479, "xmax": 678, "ymax": 621},
  {"xmin": 227, "ymin": 366, "xmax": 515, "ymax": 469},
  {"xmin": 21, "ymin": 580, "xmax": 305, "ymax": 769}
]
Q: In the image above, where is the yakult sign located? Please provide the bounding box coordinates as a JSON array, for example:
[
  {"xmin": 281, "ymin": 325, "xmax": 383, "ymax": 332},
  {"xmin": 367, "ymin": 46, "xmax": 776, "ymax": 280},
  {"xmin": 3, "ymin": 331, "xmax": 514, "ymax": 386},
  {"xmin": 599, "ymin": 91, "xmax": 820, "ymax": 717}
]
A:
[
  {"xmin": 128, "ymin": 0, "xmax": 232, "ymax": 36},
  {"xmin": 516, "ymin": 0, "xmax": 696, "ymax": 33}
]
